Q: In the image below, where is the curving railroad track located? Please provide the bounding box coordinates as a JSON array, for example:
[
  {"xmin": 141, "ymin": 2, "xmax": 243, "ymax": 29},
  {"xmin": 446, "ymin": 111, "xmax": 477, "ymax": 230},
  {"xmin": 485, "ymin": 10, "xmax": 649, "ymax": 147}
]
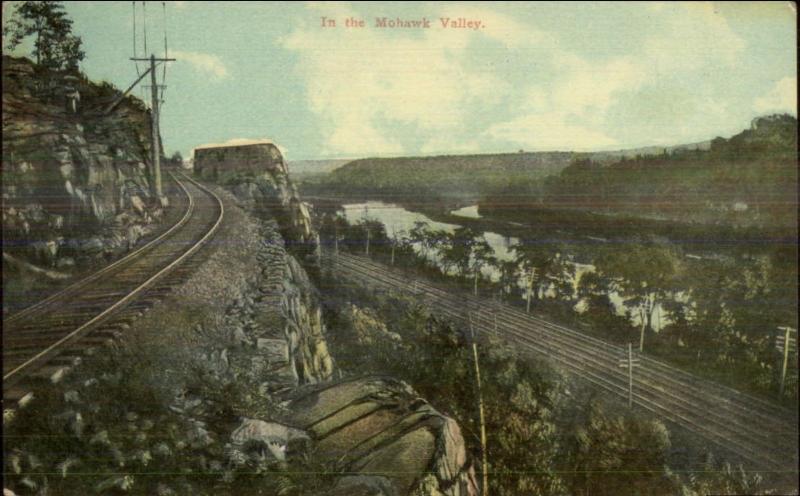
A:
[
  {"xmin": 328, "ymin": 251, "xmax": 799, "ymax": 476},
  {"xmin": 3, "ymin": 171, "xmax": 224, "ymax": 410}
]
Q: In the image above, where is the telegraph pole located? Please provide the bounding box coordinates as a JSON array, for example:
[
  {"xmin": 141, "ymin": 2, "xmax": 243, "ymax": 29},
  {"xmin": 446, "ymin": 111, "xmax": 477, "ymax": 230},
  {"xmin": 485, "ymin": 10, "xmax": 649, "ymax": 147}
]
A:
[
  {"xmin": 618, "ymin": 343, "xmax": 640, "ymax": 408},
  {"xmin": 130, "ymin": 54, "xmax": 175, "ymax": 200},
  {"xmin": 390, "ymin": 226, "xmax": 396, "ymax": 266},
  {"xmin": 468, "ymin": 313, "xmax": 489, "ymax": 496},
  {"xmin": 776, "ymin": 326, "xmax": 797, "ymax": 398},
  {"xmin": 627, "ymin": 344, "xmax": 633, "ymax": 408},
  {"xmin": 149, "ymin": 54, "xmax": 162, "ymax": 198},
  {"xmin": 526, "ymin": 268, "xmax": 536, "ymax": 313}
]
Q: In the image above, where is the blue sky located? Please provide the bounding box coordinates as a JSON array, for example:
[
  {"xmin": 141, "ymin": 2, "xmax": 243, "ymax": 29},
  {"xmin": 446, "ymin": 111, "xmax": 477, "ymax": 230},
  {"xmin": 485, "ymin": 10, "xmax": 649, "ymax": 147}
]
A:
[{"xmin": 2, "ymin": 1, "xmax": 796, "ymax": 160}]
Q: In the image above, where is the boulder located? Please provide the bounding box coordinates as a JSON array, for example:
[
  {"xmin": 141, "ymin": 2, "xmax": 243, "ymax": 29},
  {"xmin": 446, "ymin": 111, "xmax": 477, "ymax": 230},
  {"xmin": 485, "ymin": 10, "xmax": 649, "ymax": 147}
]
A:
[
  {"xmin": 328, "ymin": 475, "xmax": 398, "ymax": 496},
  {"xmin": 229, "ymin": 418, "xmax": 309, "ymax": 462},
  {"xmin": 280, "ymin": 377, "xmax": 479, "ymax": 496}
]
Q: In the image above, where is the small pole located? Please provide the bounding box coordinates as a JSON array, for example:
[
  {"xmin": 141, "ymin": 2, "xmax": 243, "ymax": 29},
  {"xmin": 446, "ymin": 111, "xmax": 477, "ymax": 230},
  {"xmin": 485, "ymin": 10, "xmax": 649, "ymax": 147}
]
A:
[
  {"xmin": 493, "ymin": 311, "xmax": 498, "ymax": 337},
  {"xmin": 628, "ymin": 343, "xmax": 633, "ymax": 408},
  {"xmin": 474, "ymin": 266, "xmax": 479, "ymax": 296},
  {"xmin": 639, "ymin": 317, "xmax": 646, "ymax": 353},
  {"xmin": 391, "ymin": 226, "xmax": 396, "ymax": 266},
  {"xmin": 469, "ymin": 314, "xmax": 489, "ymax": 496},
  {"xmin": 779, "ymin": 326, "xmax": 795, "ymax": 397},
  {"xmin": 334, "ymin": 222, "xmax": 339, "ymax": 255},
  {"xmin": 365, "ymin": 227, "xmax": 370, "ymax": 256},
  {"xmin": 526, "ymin": 269, "xmax": 534, "ymax": 314}
]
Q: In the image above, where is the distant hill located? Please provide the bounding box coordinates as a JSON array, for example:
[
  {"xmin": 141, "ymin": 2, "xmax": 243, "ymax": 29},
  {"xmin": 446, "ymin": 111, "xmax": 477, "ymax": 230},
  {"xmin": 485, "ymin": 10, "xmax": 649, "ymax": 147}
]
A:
[
  {"xmin": 287, "ymin": 159, "xmax": 350, "ymax": 180},
  {"xmin": 588, "ymin": 140, "xmax": 711, "ymax": 163},
  {"xmin": 481, "ymin": 114, "xmax": 797, "ymax": 230},
  {"xmin": 302, "ymin": 151, "xmax": 579, "ymax": 200},
  {"xmin": 300, "ymin": 141, "xmax": 713, "ymax": 201}
]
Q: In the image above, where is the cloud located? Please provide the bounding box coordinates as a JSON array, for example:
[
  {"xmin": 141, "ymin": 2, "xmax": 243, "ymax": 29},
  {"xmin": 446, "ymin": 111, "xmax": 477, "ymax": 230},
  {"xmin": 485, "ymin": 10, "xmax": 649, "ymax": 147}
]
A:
[
  {"xmin": 645, "ymin": 2, "xmax": 746, "ymax": 71},
  {"xmin": 282, "ymin": 2, "xmax": 786, "ymax": 156},
  {"xmin": 487, "ymin": 112, "xmax": 617, "ymax": 151},
  {"xmin": 281, "ymin": 3, "xmax": 510, "ymax": 156},
  {"xmin": 486, "ymin": 54, "xmax": 646, "ymax": 151},
  {"xmin": 753, "ymin": 77, "xmax": 797, "ymax": 114},
  {"xmin": 171, "ymin": 50, "xmax": 229, "ymax": 79},
  {"xmin": 488, "ymin": 2, "xmax": 752, "ymax": 151}
]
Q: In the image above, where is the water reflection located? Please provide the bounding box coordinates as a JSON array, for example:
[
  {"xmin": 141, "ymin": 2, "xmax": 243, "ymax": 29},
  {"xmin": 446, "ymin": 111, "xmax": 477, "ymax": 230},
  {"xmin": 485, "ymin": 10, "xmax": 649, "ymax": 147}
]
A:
[
  {"xmin": 450, "ymin": 205, "xmax": 481, "ymax": 219},
  {"xmin": 341, "ymin": 201, "xmax": 668, "ymax": 330}
]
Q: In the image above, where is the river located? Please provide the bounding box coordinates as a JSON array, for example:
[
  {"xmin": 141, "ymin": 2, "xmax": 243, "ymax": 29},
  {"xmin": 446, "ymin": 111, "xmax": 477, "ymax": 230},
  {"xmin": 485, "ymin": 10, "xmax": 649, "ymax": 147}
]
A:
[{"xmin": 341, "ymin": 201, "xmax": 670, "ymax": 330}]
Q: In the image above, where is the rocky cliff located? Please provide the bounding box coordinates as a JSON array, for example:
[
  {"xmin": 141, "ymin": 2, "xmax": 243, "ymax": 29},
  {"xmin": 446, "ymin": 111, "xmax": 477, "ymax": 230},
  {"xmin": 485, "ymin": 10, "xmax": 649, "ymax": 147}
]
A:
[
  {"xmin": 2, "ymin": 55, "xmax": 168, "ymax": 302},
  {"xmin": 195, "ymin": 142, "xmax": 318, "ymax": 260},
  {"xmin": 217, "ymin": 148, "xmax": 479, "ymax": 495}
]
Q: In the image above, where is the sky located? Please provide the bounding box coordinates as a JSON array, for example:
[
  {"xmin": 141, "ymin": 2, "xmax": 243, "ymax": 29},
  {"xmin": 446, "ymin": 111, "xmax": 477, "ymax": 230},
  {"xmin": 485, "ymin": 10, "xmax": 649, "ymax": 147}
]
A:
[{"xmin": 2, "ymin": 1, "xmax": 797, "ymax": 160}]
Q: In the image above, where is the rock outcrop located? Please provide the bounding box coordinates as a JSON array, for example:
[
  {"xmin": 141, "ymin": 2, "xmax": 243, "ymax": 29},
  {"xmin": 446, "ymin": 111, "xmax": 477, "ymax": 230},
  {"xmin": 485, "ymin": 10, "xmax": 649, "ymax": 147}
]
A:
[
  {"xmin": 194, "ymin": 142, "xmax": 318, "ymax": 260},
  {"xmin": 211, "ymin": 165, "xmax": 478, "ymax": 494},
  {"xmin": 2, "ymin": 56, "xmax": 168, "ymax": 286},
  {"xmin": 214, "ymin": 220, "xmax": 334, "ymax": 390},
  {"xmin": 280, "ymin": 376, "xmax": 480, "ymax": 496}
]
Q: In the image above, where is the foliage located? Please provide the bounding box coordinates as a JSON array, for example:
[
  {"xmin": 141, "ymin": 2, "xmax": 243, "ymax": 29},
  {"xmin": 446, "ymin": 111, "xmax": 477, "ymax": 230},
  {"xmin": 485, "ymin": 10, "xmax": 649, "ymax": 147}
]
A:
[
  {"xmin": 683, "ymin": 454, "xmax": 775, "ymax": 496},
  {"xmin": 3, "ymin": 1, "xmax": 85, "ymax": 71},
  {"xmin": 563, "ymin": 400, "xmax": 676, "ymax": 496},
  {"xmin": 304, "ymin": 151, "xmax": 577, "ymax": 201},
  {"xmin": 322, "ymin": 283, "xmax": 569, "ymax": 495},
  {"xmin": 595, "ymin": 241, "xmax": 683, "ymax": 349},
  {"xmin": 322, "ymin": 277, "xmax": 783, "ymax": 495},
  {"xmin": 480, "ymin": 114, "xmax": 797, "ymax": 230},
  {"xmin": 171, "ymin": 151, "xmax": 184, "ymax": 166},
  {"xmin": 322, "ymin": 209, "xmax": 797, "ymax": 405},
  {"xmin": 512, "ymin": 241, "xmax": 577, "ymax": 304}
]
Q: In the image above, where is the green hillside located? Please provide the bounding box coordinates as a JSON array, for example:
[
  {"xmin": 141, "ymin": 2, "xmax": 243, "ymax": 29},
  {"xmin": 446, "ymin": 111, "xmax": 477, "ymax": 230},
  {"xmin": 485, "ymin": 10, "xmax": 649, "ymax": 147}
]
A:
[
  {"xmin": 302, "ymin": 151, "xmax": 578, "ymax": 200},
  {"xmin": 480, "ymin": 114, "xmax": 797, "ymax": 230}
]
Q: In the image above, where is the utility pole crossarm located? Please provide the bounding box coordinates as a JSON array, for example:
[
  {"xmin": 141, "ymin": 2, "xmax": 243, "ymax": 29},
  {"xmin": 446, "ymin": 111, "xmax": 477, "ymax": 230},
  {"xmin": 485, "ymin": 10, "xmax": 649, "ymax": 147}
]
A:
[
  {"xmin": 103, "ymin": 65, "xmax": 154, "ymax": 115},
  {"xmin": 130, "ymin": 57, "xmax": 176, "ymax": 61}
]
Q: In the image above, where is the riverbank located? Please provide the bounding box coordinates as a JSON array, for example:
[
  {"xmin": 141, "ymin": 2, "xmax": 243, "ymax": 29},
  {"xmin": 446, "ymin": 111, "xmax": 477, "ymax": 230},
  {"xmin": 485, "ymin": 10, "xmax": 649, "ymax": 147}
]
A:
[{"xmin": 310, "ymin": 194, "xmax": 798, "ymax": 412}]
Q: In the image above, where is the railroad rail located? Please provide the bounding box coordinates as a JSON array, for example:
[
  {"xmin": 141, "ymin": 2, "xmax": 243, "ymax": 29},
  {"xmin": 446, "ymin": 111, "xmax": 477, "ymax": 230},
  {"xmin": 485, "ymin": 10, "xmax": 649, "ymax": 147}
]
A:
[
  {"xmin": 3, "ymin": 171, "xmax": 224, "ymax": 408},
  {"xmin": 328, "ymin": 251, "xmax": 799, "ymax": 475}
]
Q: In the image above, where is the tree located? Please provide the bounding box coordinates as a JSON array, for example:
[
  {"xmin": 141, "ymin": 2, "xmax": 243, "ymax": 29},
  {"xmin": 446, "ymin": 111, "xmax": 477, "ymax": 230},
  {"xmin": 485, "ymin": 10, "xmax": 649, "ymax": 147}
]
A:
[
  {"xmin": 512, "ymin": 242, "xmax": 576, "ymax": 304},
  {"xmin": 4, "ymin": 1, "xmax": 85, "ymax": 71},
  {"xmin": 409, "ymin": 221, "xmax": 432, "ymax": 261},
  {"xmin": 565, "ymin": 400, "xmax": 676, "ymax": 496},
  {"xmin": 349, "ymin": 218, "xmax": 387, "ymax": 255},
  {"xmin": 440, "ymin": 227, "xmax": 477, "ymax": 278},
  {"xmin": 595, "ymin": 243, "xmax": 683, "ymax": 352},
  {"xmin": 512, "ymin": 242, "xmax": 549, "ymax": 305},
  {"xmin": 496, "ymin": 259, "xmax": 521, "ymax": 302},
  {"xmin": 470, "ymin": 237, "xmax": 494, "ymax": 296},
  {"xmin": 170, "ymin": 151, "xmax": 184, "ymax": 166},
  {"xmin": 318, "ymin": 212, "xmax": 348, "ymax": 252}
]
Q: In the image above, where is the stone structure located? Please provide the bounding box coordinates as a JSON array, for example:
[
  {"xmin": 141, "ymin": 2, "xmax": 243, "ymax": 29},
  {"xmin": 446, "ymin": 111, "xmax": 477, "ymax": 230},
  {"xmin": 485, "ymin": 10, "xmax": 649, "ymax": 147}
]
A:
[
  {"xmin": 194, "ymin": 141, "xmax": 284, "ymax": 179},
  {"xmin": 195, "ymin": 141, "xmax": 318, "ymax": 260}
]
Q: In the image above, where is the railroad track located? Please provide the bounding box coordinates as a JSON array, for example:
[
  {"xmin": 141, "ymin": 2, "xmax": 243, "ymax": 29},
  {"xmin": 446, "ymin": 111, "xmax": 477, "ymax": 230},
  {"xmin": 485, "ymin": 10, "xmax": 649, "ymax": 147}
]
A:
[
  {"xmin": 328, "ymin": 251, "xmax": 799, "ymax": 475},
  {"xmin": 3, "ymin": 171, "xmax": 224, "ymax": 409}
]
